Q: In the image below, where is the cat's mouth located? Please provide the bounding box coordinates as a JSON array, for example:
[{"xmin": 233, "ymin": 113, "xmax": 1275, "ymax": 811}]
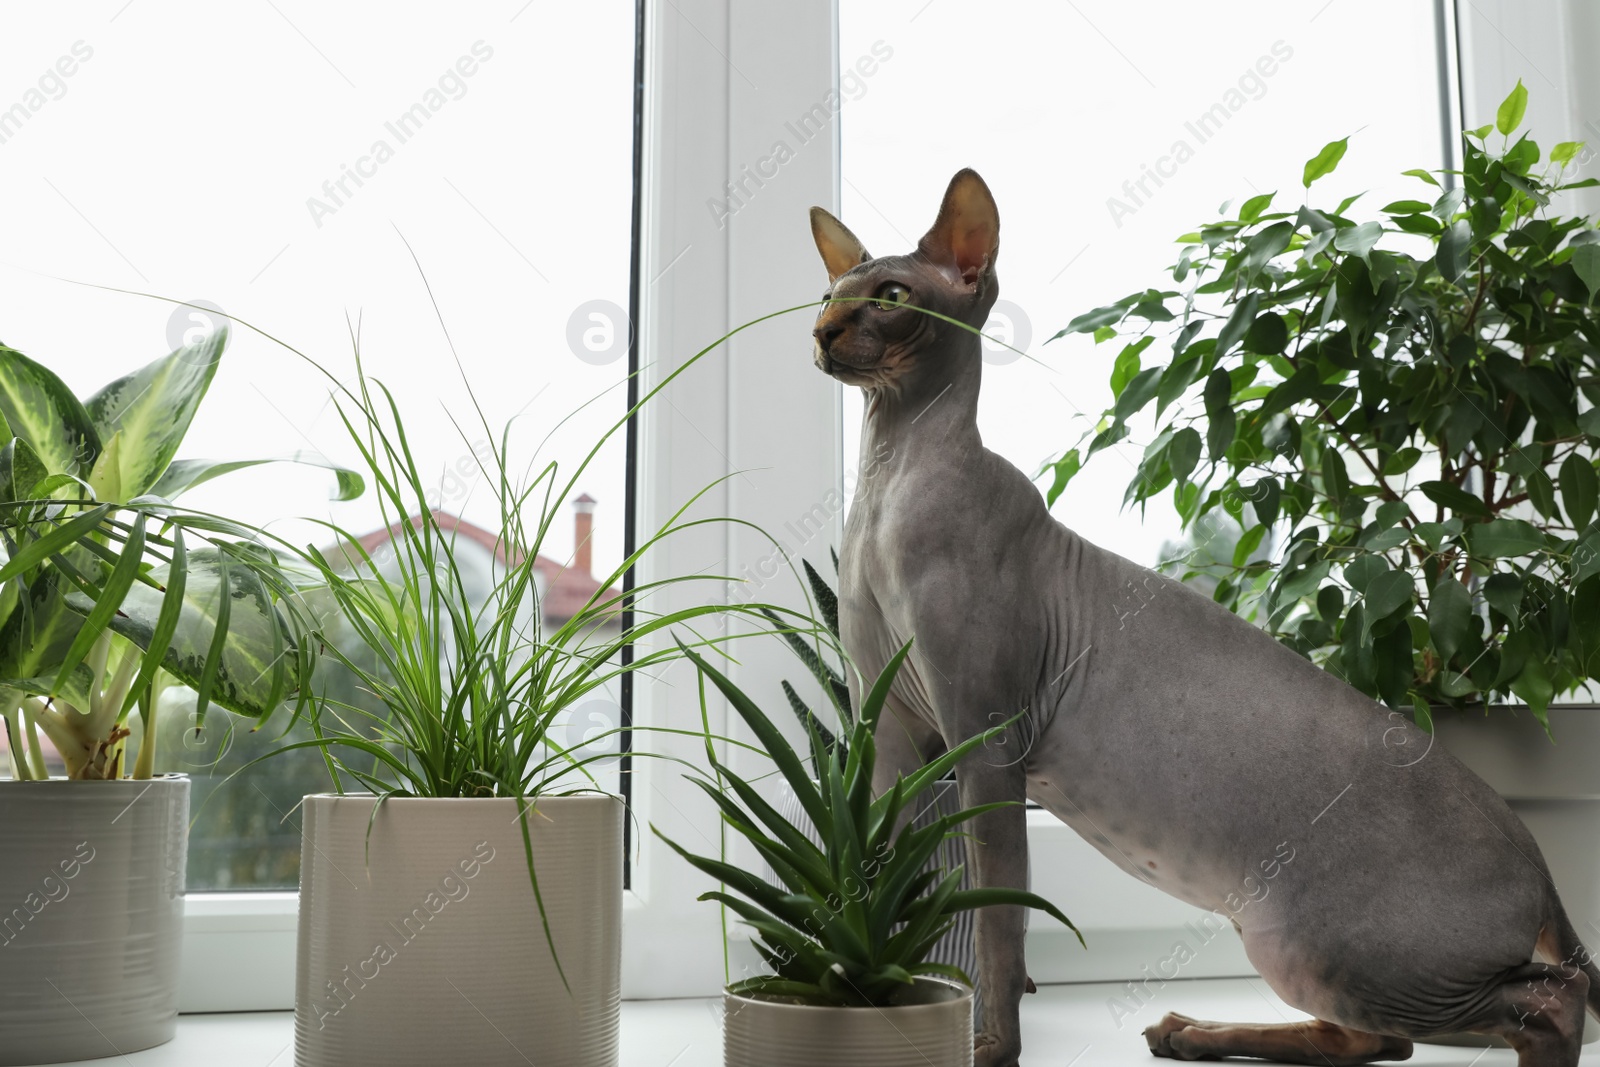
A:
[
  {"xmin": 814, "ymin": 346, "xmax": 877, "ymax": 385},
  {"xmin": 815, "ymin": 344, "xmax": 907, "ymax": 389}
]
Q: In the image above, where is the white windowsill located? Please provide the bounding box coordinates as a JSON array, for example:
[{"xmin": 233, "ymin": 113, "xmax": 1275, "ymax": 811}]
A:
[{"xmin": 22, "ymin": 978, "xmax": 1575, "ymax": 1066}]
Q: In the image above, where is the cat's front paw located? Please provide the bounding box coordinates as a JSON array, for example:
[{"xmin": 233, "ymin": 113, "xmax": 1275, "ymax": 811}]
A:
[
  {"xmin": 1144, "ymin": 1013, "xmax": 1210, "ymax": 1060},
  {"xmin": 975, "ymin": 1030, "xmax": 1022, "ymax": 1067}
]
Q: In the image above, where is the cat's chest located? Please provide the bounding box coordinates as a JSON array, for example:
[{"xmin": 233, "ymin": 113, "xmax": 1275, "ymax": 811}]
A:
[{"xmin": 837, "ymin": 485, "xmax": 940, "ymax": 713}]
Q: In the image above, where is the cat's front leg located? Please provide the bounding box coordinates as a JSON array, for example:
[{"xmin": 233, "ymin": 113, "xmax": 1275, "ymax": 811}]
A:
[{"xmin": 958, "ymin": 755, "xmax": 1030, "ymax": 1067}]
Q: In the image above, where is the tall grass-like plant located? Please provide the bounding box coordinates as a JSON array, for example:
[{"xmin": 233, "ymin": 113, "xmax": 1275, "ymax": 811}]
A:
[
  {"xmin": 265, "ymin": 311, "xmax": 807, "ymax": 979},
  {"xmin": 655, "ymin": 640, "xmax": 1080, "ymax": 1007},
  {"xmin": 288, "ymin": 354, "xmax": 755, "ymax": 803}
]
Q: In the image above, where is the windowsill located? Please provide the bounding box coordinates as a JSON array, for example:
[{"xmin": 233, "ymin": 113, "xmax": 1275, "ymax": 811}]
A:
[{"xmin": 20, "ymin": 978, "xmax": 1578, "ymax": 1066}]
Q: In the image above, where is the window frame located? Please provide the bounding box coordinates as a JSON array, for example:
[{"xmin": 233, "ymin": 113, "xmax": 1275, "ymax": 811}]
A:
[{"xmin": 182, "ymin": 0, "xmax": 1600, "ymax": 1009}]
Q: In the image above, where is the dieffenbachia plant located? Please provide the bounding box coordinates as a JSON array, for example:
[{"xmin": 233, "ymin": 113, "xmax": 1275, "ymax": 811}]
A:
[
  {"xmin": 0, "ymin": 326, "xmax": 361, "ymax": 780},
  {"xmin": 1052, "ymin": 83, "xmax": 1600, "ymax": 725}
]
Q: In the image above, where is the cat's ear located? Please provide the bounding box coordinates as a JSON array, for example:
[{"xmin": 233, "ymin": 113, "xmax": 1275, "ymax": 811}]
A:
[
  {"xmin": 810, "ymin": 207, "xmax": 872, "ymax": 282},
  {"xmin": 917, "ymin": 169, "xmax": 999, "ymax": 288}
]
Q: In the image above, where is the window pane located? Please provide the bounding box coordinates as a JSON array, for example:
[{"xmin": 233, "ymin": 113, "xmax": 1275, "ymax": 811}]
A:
[
  {"xmin": 0, "ymin": 5, "xmax": 635, "ymax": 888},
  {"xmin": 840, "ymin": 0, "xmax": 1445, "ymax": 567}
]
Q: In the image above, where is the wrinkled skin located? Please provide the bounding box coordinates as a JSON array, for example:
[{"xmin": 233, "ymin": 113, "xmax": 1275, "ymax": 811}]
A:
[{"xmin": 808, "ymin": 169, "xmax": 1600, "ymax": 1067}]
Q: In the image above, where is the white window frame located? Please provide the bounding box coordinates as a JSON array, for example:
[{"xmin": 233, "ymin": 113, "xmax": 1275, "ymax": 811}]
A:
[{"xmin": 181, "ymin": 0, "xmax": 1597, "ymax": 1010}]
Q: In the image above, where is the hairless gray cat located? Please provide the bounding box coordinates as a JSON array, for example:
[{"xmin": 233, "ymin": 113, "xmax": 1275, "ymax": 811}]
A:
[{"xmin": 809, "ymin": 169, "xmax": 1600, "ymax": 1067}]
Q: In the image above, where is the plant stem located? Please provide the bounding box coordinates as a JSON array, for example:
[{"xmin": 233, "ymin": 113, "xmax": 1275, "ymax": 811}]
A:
[
  {"xmin": 25, "ymin": 697, "xmax": 95, "ymax": 779},
  {"xmin": 24, "ymin": 713, "xmax": 49, "ymax": 780},
  {"xmin": 132, "ymin": 682, "xmax": 157, "ymax": 781}
]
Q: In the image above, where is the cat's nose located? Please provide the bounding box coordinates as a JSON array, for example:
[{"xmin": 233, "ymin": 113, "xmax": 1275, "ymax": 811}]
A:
[{"xmin": 814, "ymin": 323, "xmax": 844, "ymax": 350}]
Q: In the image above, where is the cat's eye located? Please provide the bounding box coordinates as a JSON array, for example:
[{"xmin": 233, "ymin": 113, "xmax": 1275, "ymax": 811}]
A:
[{"xmin": 873, "ymin": 284, "xmax": 910, "ymax": 311}]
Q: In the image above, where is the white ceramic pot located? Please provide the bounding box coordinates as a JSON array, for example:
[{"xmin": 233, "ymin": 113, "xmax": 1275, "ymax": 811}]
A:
[
  {"xmin": 294, "ymin": 793, "xmax": 623, "ymax": 1067},
  {"xmin": 0, "ymin": 775, "xmax": 188, "ymax": 1066},
  {"xmin": 1433, "ymin": 704, "xmax": 1600, "ymax": 1045},
  {"xmin": 724, "ymin": 977, "xmax": 973, "ymax": 1067}
]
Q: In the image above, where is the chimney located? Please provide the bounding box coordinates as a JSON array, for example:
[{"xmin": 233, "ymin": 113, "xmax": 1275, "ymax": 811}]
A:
[{"xmin": 572, "ymin": 494, "xmax": 596, "ymax": 575}]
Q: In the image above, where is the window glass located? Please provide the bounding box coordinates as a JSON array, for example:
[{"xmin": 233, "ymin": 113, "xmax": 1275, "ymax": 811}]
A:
[
  {"xmin": 839, "ymin": 0, "xmax": 1445, "ymax": 568},
  {"xmin": 0, "ymin": 4, "xmax": 634, "ymax": 888}
]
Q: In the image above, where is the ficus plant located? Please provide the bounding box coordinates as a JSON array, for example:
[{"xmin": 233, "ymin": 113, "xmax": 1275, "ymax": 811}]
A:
[
  {"xmin": 1053, "ymin": 82, "xmax": 1600, "ymax": 726},
  {"xmin": 0, "ymin": 327, "xmax": 360, "ymax": 781}
]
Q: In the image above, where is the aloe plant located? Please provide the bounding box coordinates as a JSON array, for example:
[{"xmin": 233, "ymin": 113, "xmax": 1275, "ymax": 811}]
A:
[
  {"xmin": 761, "ymin": 552, "xmax": 852, "ymax": 772},
  {"xmin": 656, "ymin": 640, "xmax": 1080, "ymax": 1007},
  {"xmin": 0, "ymin": 328, "xmax": 360, "ymax": 781}
]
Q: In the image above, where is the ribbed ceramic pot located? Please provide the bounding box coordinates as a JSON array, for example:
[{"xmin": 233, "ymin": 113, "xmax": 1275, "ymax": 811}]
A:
[
  {"xmin": 295, "ymin": 793, "xmax": 622, "ymax": 1067},
  {"xmin": 0, "ymin": 775, "xmax": 188, "ymax": 1066},
  {"xmin": 723, "ymin": 978, "xmax": 974, "ymax": 1067}
]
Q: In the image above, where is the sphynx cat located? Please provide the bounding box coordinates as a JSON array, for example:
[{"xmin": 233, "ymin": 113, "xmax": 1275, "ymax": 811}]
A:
[{"xmin": 809, "ymin": 169, "xmax": 1600, "ymax": 1066}]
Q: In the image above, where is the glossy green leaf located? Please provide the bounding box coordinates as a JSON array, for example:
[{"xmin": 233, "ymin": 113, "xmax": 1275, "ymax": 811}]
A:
[
  {"xmin": 1110, "ymin": 337, "xmax": 1152, "ymax": 398},
  {"xmin": 0, "ymin": 437, "xmax": 49, "ymax": 503},
  {"xmin": 1551, "ymin": 141, "xmax": 1584, "ymax": 164},
  {"xmin": 1510, "ymin": 656, "xmax": 1553, "ymax": 721},
  {"xmin": 1062, "ymin": 304, "xmax": 1126, "ymax": 336},
  {"xmin": 1561, "ymin": 454, "xmax": 1598, "ymax": 530},
  {"xmin": 1419, "ymin": 480, "xmax": 1492, "ymax": 519},
  {"xmin": 1467, "ymin": 518, "xmax": 1546, "ymax": 559},
  {"xmin": 1247, "ymin": 477, "xmax": 1280, "ymax": 528},
  {"xmin": 1428, "ymin": 577, "xmax": 1471, "ymax": 664},
  {"xmin": 1112, "ymin": 368, "xmax": 1164, "ymax": 424},
  {"xmin": 1232, "ymin": 524, "xmax": 1266, "ymax": 568},
  {"xmin": 1437, "ymin": 219, "xmax": 1471, "ymax": 284},
  {"xmin": 1303, "ymin": 137, "xmax": 1350, "ymax": 188},
  {"xmin": 1572, "ymin": 244, "xmax": 1600, "ymax": 299},
  {"xmin": 0, "ymin": 345, "xmax": 101, "ymax": 479},
  {"xmin": 1322, "ymin": 448, "xmax": 1349, "ymax": 504},
  {"xmin": 1203, "ymin": 370, "xmax": 1234, "ymax": 461},
  {"xmin": 1243, "ymin": 313, "xmax": 1289, "ymax": 356},
  {"xmin": 1345, "ymin": 554, "xmax": 1388, "ymax": 594},
  {"xmin": 1496, "ymin": 80, "xmax": 1528, "ymax": 136},
  {"xmin": 63, "ymin": 547, "xmax": 298, "ymax": 719},
  {"xmin": 1215, "ymin": 293, "xmax": 1261, "ymax": 359},
  {"xmin": 1045, "ymin": 449, "xmax": 1081, "ymax": 506},
  {"xmin": 1242, "ymin": 224, "xmax": 1294, "ymax": 280},
  {"xmin": 1168, "ymin": 428, "xmax": 1201, "ymax": 485},
  {"xmin": 1238, "ymin": 191, "xmax": 1276, "ymax": 223},
  {"xmin": 83, "ymin": 332, "xmax": 225, "ymax": 501},
  {"xmin": 1333, "ymin": 221, "xmax": 1382, "ymax": 262},
  {"xmin": 1573, "ymin": 533, "xmax": 1600, "ymax": 586},
  {"xmin": 1482, "ymin": 572, "xmax": 1524, "ymax": 621},
  {"xmin": 149, "ymin": 452, "xmax": 365, "ymax": 502},
  {"xmin": 1361, "ymin": 571, "xmax": 1414, "ymax": 642}
]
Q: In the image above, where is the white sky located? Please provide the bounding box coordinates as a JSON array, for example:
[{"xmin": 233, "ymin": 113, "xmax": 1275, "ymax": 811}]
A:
[{"xmin": 0, "ymin": 2, "xmax": 633, "ymax": 579}]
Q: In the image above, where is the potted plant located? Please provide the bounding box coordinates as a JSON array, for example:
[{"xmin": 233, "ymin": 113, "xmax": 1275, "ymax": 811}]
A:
[
  {"xmin": 1054, "ymin": 82, "xmax": 1600, "ymax": 1021},
  {"xmin": 760, "ymin": 553, "xmax": 991, "ymax": 1026},
  {"xmin": 0, "ymin": 327, "xmax": 360, "ymax": 1065},
  {"xmin": 656, "ymin": 639, "xmax": 1078, "ymax": 1067},
  {"xmin": 282, "ymin": 354, "xmax": 774, "ymax": 1067}
]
